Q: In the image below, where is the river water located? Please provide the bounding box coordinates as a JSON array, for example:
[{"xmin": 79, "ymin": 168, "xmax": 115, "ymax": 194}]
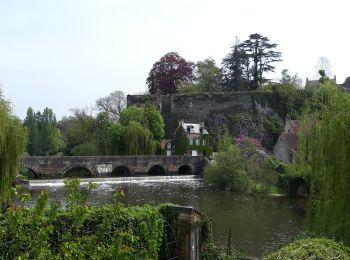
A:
[{"xmin": 25, "ymin": 176, "xmax": 306, "ymax": 257}]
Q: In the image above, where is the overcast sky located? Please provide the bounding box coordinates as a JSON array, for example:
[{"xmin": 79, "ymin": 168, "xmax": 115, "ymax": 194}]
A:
[{"xmin": 0, "ymin": 0, "xmax": 349, "ymax": 120}]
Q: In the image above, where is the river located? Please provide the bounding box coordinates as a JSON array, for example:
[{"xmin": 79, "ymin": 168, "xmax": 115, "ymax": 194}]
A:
[{"xmin": 25, "ymin": 176, "xmax": 306, "ymax": 257}]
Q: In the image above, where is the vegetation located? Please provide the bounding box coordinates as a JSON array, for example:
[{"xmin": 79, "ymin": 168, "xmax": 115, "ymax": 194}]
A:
[
  {"xmin": 95, "ymin": 90, "xmax": 127, "ymax": 122},
  {"xmin": 146, "ymin": 52, "xmax": 194, "ymax": 95},
  {"xmin": 263, "ymin": 238, "xmax": 350, "ymax": 260},
  {"xmin": 303, "ymin": 81, "xmax": 350, "ymax": 246},
  {"xmin": 61, "ymin": 108, "xmax": 101, "ymax": 155},
  {"xmin": 107, "ymin": 104, "xmax": 164, "ymax": 155},
  {"xmin": 195, "ymin": 57, "xmax": 222, "ymax": 92},
  {"xmin": 0, "ymin": 179, "xmax": 164, "ymax": 259},
  {"xmin": 204, "ymin": 133, "xmax": 249, "ymax": 192},
  {"xmin": 204, "ymin": 133, "xmax": 277, "ymax": 193},
  {"xmin": 24, "ymin": 107, "xmax": 63, "ymax": 155},
  {"xmin": 222, "ymin": 33, "xmax": 282, "ymax": 90},
  {"xmin": 0, "ymin": 90, "xmax": 27, "ymax": 208}
]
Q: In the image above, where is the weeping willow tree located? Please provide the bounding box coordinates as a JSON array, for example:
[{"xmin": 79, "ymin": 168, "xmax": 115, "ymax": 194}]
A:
[
  {"xmin": 0, "ymin": 91, "xmax": 27, "ymax": 208},
  {"xmin": 303, "ymin": 81, "xmax": 350, "ymax": 245},
  {"xmin": 125, "ymin": 121, "xmax": 157, "ymax": 155}
]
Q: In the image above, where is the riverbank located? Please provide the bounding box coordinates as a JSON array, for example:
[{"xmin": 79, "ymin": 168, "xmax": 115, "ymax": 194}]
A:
[{"xmin": 21, "ymin": 177, "xmax": 306, "ymax": 257}]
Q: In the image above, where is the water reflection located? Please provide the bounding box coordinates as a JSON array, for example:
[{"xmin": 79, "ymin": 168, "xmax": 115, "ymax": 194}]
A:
[{"xmin": 26, "ymin": 179, "xmax": 305, "ymax": 257}]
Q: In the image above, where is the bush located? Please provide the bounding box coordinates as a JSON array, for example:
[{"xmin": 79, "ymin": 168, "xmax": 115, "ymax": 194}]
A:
[
  {"xmin": 0, "ymin": 179, "xmax": 164, "ymax": 259},
  {"xmin": 263, "ymin": 238, "xmax": 350, "ymax": 260},
  {"xmin": 204, "ymin": 134, "xmax": 249, "ymax": 192}
]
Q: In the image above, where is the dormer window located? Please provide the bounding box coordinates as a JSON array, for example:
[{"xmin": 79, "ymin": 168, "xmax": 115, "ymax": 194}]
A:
[
  {"xmin": 187, "ymin": 126, "xmax": 191, "ymax": 133},
  {"xmin": 199, "ymin": 127, "xmax": 203, "ymax": 134}
]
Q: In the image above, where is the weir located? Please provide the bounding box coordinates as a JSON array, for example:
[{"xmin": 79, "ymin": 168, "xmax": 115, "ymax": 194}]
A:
[{"xmin": 29, "ymin": 175, "xmax": 202, "ymax": 187}]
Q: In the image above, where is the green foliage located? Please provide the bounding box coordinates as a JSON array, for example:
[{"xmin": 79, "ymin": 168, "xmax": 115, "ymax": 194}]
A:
[
  {"xmin": 263, "ymin": 238, "xmax": 350, "ymax": 260},
  {"xmin": 119, "ymin": 104, "xmax": 164, "ymax": 142},
  {"xmin": 61, "ymin": 109, "xmax": 99, "ymax": 155},
  {"xmin": 203, "ymin": 133, "xmax": 249, "ymax": 192},
  {"xmin": 107, "ymin": 123, "xmax": 126, "ymax": 155},
  {"xmin": 24, "ymin": 107, "xmax": 63, "ymax": 155},
  {"xmin": 202, "ymin": 242, "xmax": 242, "ymax": 260},
  {"xmin": 258, "ymin": 83, "xmax": 308, "ymax": 119},
  {"xmin": 0, "ymin": 179, "xmax": 164, "ymax": 259},
  {"xmin": 0, "ymin": 91, "xmax": 27, "ymax": 208},
  {"xmin": 262, "ymin": 114, "xmax": 284, "ymax": 149},
  {"xmin": 94, "ymin": 112, "xmax": 112, "ymax": 155},
  {"xmin": 125, "ymin": 121, "xmax": 158, "ymax": 155},
  {"xmin": 238, "ymin": 138, "xmax": 277, "ymax": 193},
  {"xmin": 107, "ymin": 104, "xmax": 164, "ymax": 155},
  {"xmin": 195, "ymin": 57, "xmax": 223, "ymax": 92},
  {"xmin": 303, "ymin": 82, "xmax": 350, "ymax": 246},
  {"xmin": 144, "ymin": 103, "xmax": 165, "ymax": 142},
  {"xmin": 280, "ymin": 69, "xmax": 302, "ymax": 87}
]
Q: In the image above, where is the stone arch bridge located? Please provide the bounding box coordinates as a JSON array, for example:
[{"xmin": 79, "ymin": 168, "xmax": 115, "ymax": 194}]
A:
[{"xmin": 22, "ymin": 155, "xmax": 205, "ymax": 179}]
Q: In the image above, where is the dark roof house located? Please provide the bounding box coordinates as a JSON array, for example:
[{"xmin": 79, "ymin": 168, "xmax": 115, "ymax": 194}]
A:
[{"xmin": 273, "ymin": 115, "xmax": 312, "ymax": 163}]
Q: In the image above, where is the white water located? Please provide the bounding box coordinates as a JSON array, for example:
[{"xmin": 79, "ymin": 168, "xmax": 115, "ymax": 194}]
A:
[{"xmin": 29, "ymin": 175, "xmax": 202, "ymax": 187}]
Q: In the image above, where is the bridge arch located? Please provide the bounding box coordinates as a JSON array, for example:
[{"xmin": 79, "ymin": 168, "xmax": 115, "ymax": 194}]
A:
[
  {"xmin": 22, "ymin": 166, "xmax": 40, "ymax": 179},
  {"xmin": 111, "ymin": 166, "xmax": 131, "ymax": 177},
  {"xmin": 178, "ymin": 165, "xmax": 193, "ymax": 175},
  {"xmin": 63, "ymin": 165, "xmax": 94, "ymax": 178},
  {"xmin": 148, "ymin": 165, "xmax": 166, "ymax": 176}
]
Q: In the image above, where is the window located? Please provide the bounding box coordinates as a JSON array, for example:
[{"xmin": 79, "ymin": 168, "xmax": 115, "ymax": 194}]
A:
[
  {"xmin": 202, "ymin": 139, "xmax": 206, "ymax": 145},
  {"xmin": 195, "ymin": 139, "xmax": 200, "ymax": 145},
  {"xmin": 189, "ymin": 138, "xmax": 193, "ymax": 145},
  {"xmin": 166, "ymin": 142, "xmax": 171, "ymax": 149},
  {"xmin": 187, "ymin": 126, "xmax": 191, "ymax": 133}
]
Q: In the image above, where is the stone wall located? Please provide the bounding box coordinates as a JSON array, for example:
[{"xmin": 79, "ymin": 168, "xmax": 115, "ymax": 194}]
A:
[{"xmin": 127, "ymin": 92, "xmax": 274, "ymax": 140}]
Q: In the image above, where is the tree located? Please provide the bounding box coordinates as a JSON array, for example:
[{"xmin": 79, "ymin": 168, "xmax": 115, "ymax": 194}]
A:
[
  {"xmin": 95, "ymin": 112, "xmax": 112, "ymax": 155},
  {"xmin": 146, "ymin": 52, "xmax": 194, "ymax": 95},
  {"xmin": 62, "ymin": 108, "xmax": 98, "ymax": 155},
  {"xmin": 203, "ymin": 133, "xmax": 249, "ymax": 192},
  {"xmin": 107, "ymin": 104, "xmax": 164, "ymax": 155},
  {"xmin": 0, "ymin": 90, "xmax": 27, "ymax": 208},
  {"xmin": 303, "ymin": 82, "xmax": 350, "ymax": 245},
  {"xmin": 124, "ymin": 121, "xmax": 158, "ymax": 155},
  {"xmin": 107, "ymin": 123, "xmax": 126, "ymax": 155},
  {"xmin": 222, "ymin": 38, "xmax": 249, "ymax": 90},
  {"xmin": 38, "ymin": 108, "xmax": 63, "ymax": 155},
  {"xmin": 24, "ymin": 107, "xmax": 63, "ymax": 155},
  {"xmin": 280, "ymin": 69, "xmax": 302, "ymax": 87},
  {"xmin": 239, "ymin": 33, "xmax": 282, "ymax": 89},
  {"xmin": 119, "ymin": 104, "xmax": 164, "ymax": 142},
  {"xmin": 23, "ymin": 107, "xmax": 39, "ymax": 155},
  {"xmin": 95, "ymin": 90, "xmax": 126, "ymax": 122},
  {"xmin": 314, "ymin": 56, "xmax": 333, "ymax": 78},
  {"xmin": 195, "ymin": 57, "xmax": 222, "ymax": 92}
]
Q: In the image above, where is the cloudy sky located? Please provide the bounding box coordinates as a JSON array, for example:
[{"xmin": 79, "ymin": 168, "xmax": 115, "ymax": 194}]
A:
[{"xmin": 0, "ymin": 0, "xmax": 349, "ymax": 120}]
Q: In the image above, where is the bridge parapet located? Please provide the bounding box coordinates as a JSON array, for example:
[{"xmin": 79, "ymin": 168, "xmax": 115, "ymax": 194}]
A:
[{"xmin": 22, "ymin": 155, "xmax": 205, "ymax": 179}]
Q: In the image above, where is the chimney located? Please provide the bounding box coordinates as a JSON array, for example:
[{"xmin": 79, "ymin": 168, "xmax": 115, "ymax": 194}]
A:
[{"xmin": 179, "ymin": 120, "xmax": 184, "ymax": 126}]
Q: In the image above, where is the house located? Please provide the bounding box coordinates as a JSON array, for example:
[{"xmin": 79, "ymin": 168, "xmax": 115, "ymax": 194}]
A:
[
  {"xmin": 160, "ymin": 139, "xmax": 173, "ymax": 156},
  {"xmin": 273, "ymin": 115, "xmax": 311, "ymax": 163},
  {"xmin": 305, "ymin": 76, "xmax": 337, "ymax": 90},
  {"xmin": 173, "ymin": 121, "xmax": 210, "ymax": 156},
  {"xmin": 341, "ymin": 77, "xmax": 350, "ymax": 90}
]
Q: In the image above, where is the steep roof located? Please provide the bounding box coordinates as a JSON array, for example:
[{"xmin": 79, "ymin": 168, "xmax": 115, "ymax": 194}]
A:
[
  {"xmin": 181, "ymin": 122, "xmax": 209, "ymax": 134},
  {"xmin": 342, "ymin": 77, "xmax": 350, "ymax": 89},
  {"xmin": 282, "ymin": 133, "xmax": 299, "ymax": 150}
]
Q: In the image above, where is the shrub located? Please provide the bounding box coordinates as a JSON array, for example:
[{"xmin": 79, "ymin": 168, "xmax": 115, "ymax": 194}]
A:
[
  {"xmin": 263, "ymin": 238, "xmax": 350, "ymax": 260},
  {"xmin": 204, "ymin": 133, "xmax": 249, "ymax": 192},
  {"xmin": 0, "ymin": 179, "xmax": 164, "ymax": 259}
]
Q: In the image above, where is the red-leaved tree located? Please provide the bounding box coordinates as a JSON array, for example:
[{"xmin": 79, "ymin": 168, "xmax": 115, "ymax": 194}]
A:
[{"xmin": 146, "ymin": 52, "xmax": 194, "ymax": 95}]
